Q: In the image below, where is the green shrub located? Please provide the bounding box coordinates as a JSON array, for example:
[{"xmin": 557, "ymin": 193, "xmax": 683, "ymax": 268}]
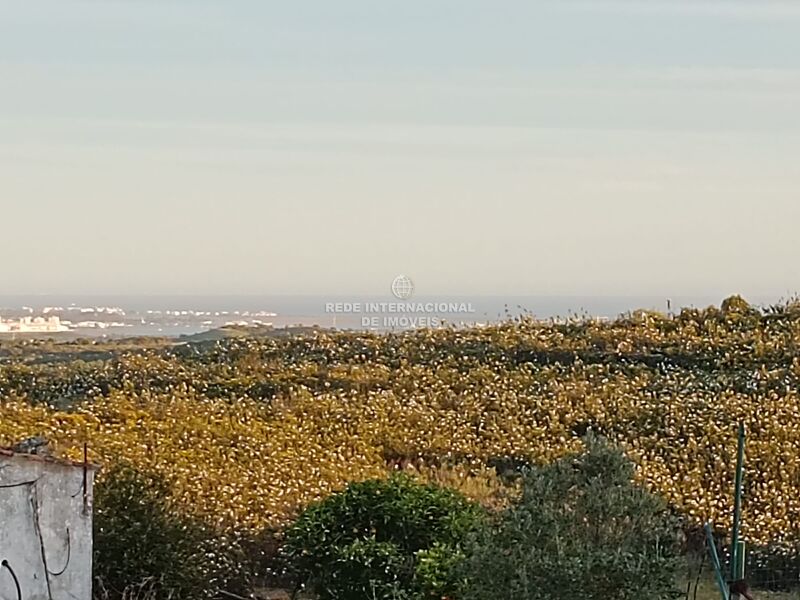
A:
[
  {"xmin": 93, "ymin": 464, "xmax": 242, "ymax": 600},
  {"xmin": 460, "ymin": 437, "xmax": 682, "ymax": 600},
  {"xmin": 282, "ymin": 474, "xmax": 485, "ymax": 600}
]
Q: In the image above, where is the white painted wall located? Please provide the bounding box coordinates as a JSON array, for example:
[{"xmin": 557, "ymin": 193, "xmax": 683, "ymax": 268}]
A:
[{"xmin": 0, "ymin": 453, "xmax": 95, "ymax": 600}]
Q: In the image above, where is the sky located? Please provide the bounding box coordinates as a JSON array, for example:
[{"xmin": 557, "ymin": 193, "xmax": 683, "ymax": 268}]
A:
[{"xmin": 1, "ymin": 0, "xmax": 799, "ymax": 298}]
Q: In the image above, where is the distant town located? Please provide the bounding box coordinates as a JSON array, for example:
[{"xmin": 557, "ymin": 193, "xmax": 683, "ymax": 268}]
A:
[{"xmin": 0, "ymin": 304, "xmax": 278, "ymax": 338}]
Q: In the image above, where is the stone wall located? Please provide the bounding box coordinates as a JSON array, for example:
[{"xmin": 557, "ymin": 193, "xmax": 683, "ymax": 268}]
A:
[{"xmin": 0, "ymin": 451, "xmax": 95, "ymax": 600}]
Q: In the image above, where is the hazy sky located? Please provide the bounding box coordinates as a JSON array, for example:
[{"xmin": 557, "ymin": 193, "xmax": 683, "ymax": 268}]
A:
[{"xmin": 2, "ymin": 0, "xmax": 799, "ymax": 297}]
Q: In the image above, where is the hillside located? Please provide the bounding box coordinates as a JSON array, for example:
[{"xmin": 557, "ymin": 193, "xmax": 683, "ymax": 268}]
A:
[{"xmin": 1, "ymin": 296, "xmax": 799, "ymax": 552}]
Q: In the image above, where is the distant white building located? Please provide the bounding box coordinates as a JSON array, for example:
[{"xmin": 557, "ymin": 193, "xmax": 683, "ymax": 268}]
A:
[{"xmin": 0, "ymin": 315, "xmax": 70, "ymax": 333}]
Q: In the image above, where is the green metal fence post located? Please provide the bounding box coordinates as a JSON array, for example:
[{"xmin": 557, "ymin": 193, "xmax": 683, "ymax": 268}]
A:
[
  {"xmin": 705, "ymin": 523, "xmax": 731, "ymax": 600},
  {"xmin": 734, "ymin": 540, "xmax": 746, "ymax": 581},
  {"xmin": 730, "ymin": 422, "xmax": 746, "ymax": 580}
]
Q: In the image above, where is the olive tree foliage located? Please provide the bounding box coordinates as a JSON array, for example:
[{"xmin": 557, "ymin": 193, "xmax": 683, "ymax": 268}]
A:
[{"xmin": 460, "ymin": 437, "xmax": 683, "ymax": 600}]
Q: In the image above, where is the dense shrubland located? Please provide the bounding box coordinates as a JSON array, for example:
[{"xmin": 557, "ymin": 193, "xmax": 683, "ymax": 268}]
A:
[{"xmin": 2, "ymin": 296, "xmax": 800, "ymax": 595}]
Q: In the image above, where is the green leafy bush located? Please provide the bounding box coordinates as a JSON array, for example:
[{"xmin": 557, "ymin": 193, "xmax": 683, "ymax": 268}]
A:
[
  {"xmin": 460, "ymin": 437, "xmax": 682, "ymax": 600},
  {"xmin": 93, "ymin": 464, "xmax": 243, "ymax": 600},
  {"xmin": 282, "ymin": 474, "xmax": 485, "ymax": 600}
]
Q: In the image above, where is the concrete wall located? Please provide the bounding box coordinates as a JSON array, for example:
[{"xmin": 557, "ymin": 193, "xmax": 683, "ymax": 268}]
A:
[{"xmin": 0, "ymin": 453, "xmax": 95, "ymax": 600}]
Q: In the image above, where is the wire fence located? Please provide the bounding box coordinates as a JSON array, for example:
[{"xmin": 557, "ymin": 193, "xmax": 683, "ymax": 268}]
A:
[
  {"xmin": 749, "ymin": 567, "xmax": 800, "ymax": 594},
  {"xmin": 685, "ymin": 534, "xmax": 800, "ymax": 599}
]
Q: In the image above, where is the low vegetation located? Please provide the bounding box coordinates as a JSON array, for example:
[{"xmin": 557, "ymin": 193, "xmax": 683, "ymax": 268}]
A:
[{"xmin": 1, "ymin": 296, "xmax": 800, "ymax": 596}]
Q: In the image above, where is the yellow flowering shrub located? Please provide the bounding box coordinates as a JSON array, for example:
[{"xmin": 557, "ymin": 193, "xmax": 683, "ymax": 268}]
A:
[{"xmin": 0, "ymin": 297, "xmax": 799, "ymax": 552}]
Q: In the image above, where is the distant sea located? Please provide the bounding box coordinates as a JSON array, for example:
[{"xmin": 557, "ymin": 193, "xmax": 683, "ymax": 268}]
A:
[{"xmin": 0, "ymin": 294, "xmax": 788, "ymax": 338}]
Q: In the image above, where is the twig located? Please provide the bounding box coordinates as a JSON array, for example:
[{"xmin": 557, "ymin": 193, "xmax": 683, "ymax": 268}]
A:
[{"xmin": 218, "ymin": 590, "xmax": 252, "ymax": 600}]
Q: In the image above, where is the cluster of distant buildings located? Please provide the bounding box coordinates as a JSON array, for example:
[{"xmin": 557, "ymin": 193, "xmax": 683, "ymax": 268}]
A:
[
  {"xmin": 0, "ymin": 306, "xmax": 136, "ymax": 335},
  {"xmin": 0, "ymin": 315, "xmax": 70, "ymax": 333}
]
